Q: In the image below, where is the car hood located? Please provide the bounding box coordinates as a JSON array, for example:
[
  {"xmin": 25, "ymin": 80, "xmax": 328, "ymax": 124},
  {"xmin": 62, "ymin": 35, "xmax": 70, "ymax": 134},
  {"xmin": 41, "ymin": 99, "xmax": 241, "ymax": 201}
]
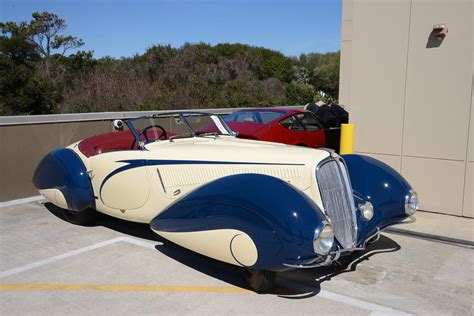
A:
[{"xmin": 144, "ymin": 136, "xmax": 329, "ymax": 167}]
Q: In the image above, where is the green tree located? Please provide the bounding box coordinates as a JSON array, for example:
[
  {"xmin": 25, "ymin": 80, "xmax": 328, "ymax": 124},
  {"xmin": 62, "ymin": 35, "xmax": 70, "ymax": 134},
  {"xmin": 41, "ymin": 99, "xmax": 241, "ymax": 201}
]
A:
[
  {"xmin": 0, "ymin": 12, "xmax": 86, "ymax": 114},
  {"xmin": 0, "ymin": 22, "xmax": 47, "ymax": 114},
  {"xmin": 296, "ymin": 51, "xmax": 340, "ymax": 101},
  {"xmin": 27, "ymin": 11, "xmax": 84, "ymax": 78},
  {"xmin": 286, "ymin": 82, "xmax": 316, "ymax": 105}
]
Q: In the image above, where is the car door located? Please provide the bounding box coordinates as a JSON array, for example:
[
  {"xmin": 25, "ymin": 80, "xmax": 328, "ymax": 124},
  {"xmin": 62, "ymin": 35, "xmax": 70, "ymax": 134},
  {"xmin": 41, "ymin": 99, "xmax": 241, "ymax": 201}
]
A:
[
  {"xmin": 272, "ymin": 114, "xmax": 308, "ymax": 145},
  {"xmin": 88, "ymin": 150, "xmax": 150, "ymax": 211},
  {"xmin": 297, "ymin": 112, "xmax": 326, "ymax": 148}
]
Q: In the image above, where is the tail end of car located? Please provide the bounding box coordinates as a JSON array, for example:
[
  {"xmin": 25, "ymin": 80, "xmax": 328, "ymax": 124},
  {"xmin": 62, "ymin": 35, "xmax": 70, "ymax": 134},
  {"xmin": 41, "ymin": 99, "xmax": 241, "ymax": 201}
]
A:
[{"xmin": 33, "ymin": 148, "xmax": 95, "ymax": 213}]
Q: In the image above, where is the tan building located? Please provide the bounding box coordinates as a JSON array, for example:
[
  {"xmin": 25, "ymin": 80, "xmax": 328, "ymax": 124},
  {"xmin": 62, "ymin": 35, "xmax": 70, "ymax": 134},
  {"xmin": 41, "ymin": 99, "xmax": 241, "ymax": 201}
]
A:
[{"xmin": 339, "ymin": 0, "xmax": 473, "ymax": 217}]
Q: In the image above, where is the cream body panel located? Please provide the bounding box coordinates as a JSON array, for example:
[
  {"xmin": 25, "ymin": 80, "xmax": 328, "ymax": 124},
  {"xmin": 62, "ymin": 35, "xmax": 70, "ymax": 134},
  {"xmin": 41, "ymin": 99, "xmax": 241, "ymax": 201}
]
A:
[
  {"xmin": 69, "ymin": 136, "xmax": 330, "ymax": 223},
  {"xmin": 155, "ymin": 164, "xmax": 307, "ymax": 200},
  {"xmin": 155, "ymin": 229, "xmax": 258, "ymax": 267},
  {"xmin": 39, "ymin": 188, "xmax": 68, "ymax": 210},
  {"xmin": 88, "ymin": 151, "xmax": 149, "ymax": 210},
  {"xmin": 144, "ymin": 137, "xmax": 327, "ymax": 209},
  {"xmin": 100, "ymin": 167, "xmax": 149, "ymax": 210}
]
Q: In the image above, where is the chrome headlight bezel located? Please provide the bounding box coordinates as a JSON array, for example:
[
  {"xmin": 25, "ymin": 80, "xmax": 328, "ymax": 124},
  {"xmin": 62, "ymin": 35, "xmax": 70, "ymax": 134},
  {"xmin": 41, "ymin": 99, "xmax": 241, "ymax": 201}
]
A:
[
  {"xmin": 313, "ymin": 223, "xmax": 335, "ymax": 255},
  {"xmin": 405, "ymin": 190, "xmax": 418, "ymax": 215},
  {"xmin": 359, "ymin": 201, "xmax": 374, "ymax": 221}
]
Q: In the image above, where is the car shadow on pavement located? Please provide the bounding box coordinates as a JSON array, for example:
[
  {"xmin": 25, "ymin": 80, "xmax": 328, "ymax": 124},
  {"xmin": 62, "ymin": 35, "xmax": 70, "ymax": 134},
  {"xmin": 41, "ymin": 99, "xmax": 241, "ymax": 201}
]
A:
[
  {"xmin": 275, "ymin": 235, "xmax": 401, "ymax": 299},
  {"xmin": 153, "ymin": 234, "xmax": 401, "ymax": 298},
  {"xmin": 44, "ymin": 202, "xmax": 161, "ymax": 241},
  {"xmin": 44, "ymin": 202, "xmax": 401, "ymax": 298}
]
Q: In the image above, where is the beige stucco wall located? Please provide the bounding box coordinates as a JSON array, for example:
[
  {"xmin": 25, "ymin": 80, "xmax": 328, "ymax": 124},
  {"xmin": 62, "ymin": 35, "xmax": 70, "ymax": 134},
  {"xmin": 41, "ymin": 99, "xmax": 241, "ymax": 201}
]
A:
[{"xmin": 340, "ymin": 0, "xmax": 473, "ymax": 217}]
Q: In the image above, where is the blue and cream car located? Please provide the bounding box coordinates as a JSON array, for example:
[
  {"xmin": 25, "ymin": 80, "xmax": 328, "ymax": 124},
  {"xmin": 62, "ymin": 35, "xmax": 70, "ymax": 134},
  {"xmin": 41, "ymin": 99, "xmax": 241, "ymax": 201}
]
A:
[{"xmin": 33, "ymin": 112, "xmax": 418, "ymax": 291}]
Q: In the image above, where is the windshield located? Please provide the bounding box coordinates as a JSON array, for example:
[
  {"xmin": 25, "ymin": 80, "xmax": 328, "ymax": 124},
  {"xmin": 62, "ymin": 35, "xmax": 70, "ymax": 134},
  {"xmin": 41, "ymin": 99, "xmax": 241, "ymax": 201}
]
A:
[
  {"xmin": 224, "ymin": 110, "xmax": 286, "ymax": 124},
  {"xmin": 125, "ymin": 112, "xmax": 236, "ymax": 145}
]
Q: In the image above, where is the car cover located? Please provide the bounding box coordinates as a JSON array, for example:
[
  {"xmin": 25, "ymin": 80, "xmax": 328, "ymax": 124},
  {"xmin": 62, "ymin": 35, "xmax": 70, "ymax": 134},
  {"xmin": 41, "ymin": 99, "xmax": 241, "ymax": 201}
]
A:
[{"xmin": 304, "ymin": 103, "xmax": 349, "ymax": 129}]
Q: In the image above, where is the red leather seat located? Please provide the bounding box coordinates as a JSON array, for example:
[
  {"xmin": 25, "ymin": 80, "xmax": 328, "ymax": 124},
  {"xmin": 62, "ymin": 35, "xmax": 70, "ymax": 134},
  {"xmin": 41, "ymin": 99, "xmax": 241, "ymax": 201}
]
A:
[{"xmin": 78, "ymin": 131, "xmax": 137, "ymax": 157}]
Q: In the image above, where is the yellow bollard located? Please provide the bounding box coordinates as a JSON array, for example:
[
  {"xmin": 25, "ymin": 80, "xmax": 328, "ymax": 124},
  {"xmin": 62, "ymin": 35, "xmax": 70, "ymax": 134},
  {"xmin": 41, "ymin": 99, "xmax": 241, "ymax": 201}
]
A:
[{"xmin": 339, "ymin": 123, "xmax": 354, "ymax": 154}]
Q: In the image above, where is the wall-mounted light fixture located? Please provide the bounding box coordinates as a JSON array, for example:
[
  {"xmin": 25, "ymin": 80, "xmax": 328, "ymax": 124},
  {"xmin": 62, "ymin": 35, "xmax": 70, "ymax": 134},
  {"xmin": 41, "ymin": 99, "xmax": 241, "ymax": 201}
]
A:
[{"xmin": 432, "ymin": 24, "xmax": 448, "ymax": 41}]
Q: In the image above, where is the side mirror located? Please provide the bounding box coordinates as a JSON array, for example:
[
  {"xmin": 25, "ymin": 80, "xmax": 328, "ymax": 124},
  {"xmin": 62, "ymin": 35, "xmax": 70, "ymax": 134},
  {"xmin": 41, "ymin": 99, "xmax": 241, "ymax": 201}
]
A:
[{"xmin": 113, "ymin": 120, "xmax": 124, "ymax": 131}]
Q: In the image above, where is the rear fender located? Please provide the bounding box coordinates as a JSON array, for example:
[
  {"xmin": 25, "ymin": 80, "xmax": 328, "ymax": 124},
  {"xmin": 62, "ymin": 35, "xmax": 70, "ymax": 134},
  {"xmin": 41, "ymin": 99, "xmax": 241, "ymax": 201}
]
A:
[{"xmin": 33, "ymin": 148, "xmax": 95, "ymax": 213}]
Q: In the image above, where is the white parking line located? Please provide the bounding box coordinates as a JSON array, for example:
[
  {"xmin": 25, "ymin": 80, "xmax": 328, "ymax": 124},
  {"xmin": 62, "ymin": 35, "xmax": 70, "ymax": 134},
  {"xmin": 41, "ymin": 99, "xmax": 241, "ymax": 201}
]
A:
[
  {"xmin": 0, "ymin": 195, "xmax": 44, "ymax": 208},
  {"xmin": 0, "ymin": 237, "xmax": 160, "ymax": 279},
  {"xmin": 0, "ymin": 236, "xmax": 410, "ymax": 315},
  {"xmin": 318, "ymin": 290, "xmax": 410, "ymax": 316}
]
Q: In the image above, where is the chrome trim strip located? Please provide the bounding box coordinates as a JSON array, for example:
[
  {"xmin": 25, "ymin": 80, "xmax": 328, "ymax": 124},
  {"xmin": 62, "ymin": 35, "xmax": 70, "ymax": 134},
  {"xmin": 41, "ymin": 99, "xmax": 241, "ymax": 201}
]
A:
[
  {"xmin": 282, "ymin": 252, "xmax": 337, "ymax": 269},
  {"xmin": 284, "ymin": 217, "xmax": 416, "ymax": 269},
  {"xmin": 156, "ymin": 169, "xmax": 167, "ymax": 193}
]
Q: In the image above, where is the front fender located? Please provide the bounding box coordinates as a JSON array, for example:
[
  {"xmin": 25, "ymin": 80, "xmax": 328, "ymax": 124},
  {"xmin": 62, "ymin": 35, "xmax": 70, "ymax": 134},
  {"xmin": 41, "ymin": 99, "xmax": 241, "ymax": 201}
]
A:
[
  {"xmin": 342, "ymin": 154, "xmax": 413, "ymax": 242},
  {"xmin": 151, "ymin": 173, "xmax": 327, "ymax": 271}
]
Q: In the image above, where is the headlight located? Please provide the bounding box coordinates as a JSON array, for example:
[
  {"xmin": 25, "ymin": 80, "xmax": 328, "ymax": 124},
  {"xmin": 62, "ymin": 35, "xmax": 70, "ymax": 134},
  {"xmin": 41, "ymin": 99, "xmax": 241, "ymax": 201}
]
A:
[
  {"xmin": 405, "ymin": 190, "xmax": 418, "ymax": 215},
  {"xmin": 359, "ymin": 201, "xmax": 374, "ymax": 221},
  {"xmin": 313, "ymin": 224, "xmax": 334, "ymax": 255}
]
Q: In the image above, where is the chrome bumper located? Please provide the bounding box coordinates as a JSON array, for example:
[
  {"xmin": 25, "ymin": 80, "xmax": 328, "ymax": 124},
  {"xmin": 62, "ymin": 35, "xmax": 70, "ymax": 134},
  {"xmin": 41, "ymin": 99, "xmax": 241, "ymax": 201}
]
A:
[{"xmin": 283, "ymin": 216, "xmax": 416, "ymax": 269}]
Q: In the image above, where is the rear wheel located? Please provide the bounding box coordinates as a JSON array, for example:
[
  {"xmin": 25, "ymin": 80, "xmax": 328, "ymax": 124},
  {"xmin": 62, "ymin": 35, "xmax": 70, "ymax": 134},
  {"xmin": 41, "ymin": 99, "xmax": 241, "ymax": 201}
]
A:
[
  {"xmin": 62, "ymin": 208, "xmax": 97, "ymax": 226},
  {"xmin": 245, "ymin": 269, "xmax": 276, "ymax": 293}
]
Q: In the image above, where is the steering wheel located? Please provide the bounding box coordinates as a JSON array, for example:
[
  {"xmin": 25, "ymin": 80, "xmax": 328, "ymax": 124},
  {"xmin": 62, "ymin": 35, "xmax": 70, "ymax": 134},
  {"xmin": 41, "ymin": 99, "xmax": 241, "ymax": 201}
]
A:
[
  {"xmin": 132, "ymin": 124, "xmax": 167, "ymax": 149},
  {"xmin": 141, "ymin": 125, "xmax": 167, "ymax": 141}
]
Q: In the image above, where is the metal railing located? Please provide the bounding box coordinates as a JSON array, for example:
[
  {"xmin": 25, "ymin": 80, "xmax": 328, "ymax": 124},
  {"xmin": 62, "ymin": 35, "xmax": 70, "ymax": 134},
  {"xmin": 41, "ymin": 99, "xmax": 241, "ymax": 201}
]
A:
[{"xmin": 0, "ymin": 106, "xmax": 304, "ymax": 126}]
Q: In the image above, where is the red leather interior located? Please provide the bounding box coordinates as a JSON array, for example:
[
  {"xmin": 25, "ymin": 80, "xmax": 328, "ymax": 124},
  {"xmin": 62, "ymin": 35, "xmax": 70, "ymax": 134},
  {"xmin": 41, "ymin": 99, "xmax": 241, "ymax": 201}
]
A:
[{"xmin": 78, "ymin": 131, "xmax": 137, "ymax": 157}]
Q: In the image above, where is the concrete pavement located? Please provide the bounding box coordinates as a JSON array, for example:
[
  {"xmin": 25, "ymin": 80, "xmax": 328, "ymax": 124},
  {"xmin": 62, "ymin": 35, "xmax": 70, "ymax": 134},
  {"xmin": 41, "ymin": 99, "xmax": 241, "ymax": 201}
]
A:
[{"xmin": 1, "ymin": 201, "xmax": 473, "ymax": 315}]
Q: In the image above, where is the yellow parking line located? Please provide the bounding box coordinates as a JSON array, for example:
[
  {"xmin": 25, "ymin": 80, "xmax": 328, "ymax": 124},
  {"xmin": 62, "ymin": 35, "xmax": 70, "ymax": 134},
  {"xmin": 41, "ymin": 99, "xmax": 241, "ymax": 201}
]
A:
[{"xmin": 0, "ymin": 283, "xmax": 251, "ymax": 293}]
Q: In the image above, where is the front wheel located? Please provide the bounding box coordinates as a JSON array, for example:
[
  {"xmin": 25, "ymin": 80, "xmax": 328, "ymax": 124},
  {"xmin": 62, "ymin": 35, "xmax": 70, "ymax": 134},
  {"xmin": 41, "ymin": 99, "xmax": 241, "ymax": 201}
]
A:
[
  {"xmin": 62, "ymin": 208, "xmax": 97, "ymax": 226},
  {"xmin": 245, "ymin": 269, "xmax": 276, "ymax": 293}
]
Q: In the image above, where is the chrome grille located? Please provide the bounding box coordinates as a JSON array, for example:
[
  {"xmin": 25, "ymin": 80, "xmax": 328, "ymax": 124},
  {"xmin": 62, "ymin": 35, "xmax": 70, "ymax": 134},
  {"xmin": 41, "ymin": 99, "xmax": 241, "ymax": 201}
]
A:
[{"xmin": 317, "ymin": 158, "xmax": 357, "ymax": 249}]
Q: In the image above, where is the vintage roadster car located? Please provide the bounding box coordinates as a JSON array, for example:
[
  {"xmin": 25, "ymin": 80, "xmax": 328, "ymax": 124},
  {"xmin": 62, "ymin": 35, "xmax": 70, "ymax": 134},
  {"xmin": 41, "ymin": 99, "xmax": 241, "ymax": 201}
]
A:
[{"xmin": 33, "ymin": 112, "xmax": 418, "ymax": 292}]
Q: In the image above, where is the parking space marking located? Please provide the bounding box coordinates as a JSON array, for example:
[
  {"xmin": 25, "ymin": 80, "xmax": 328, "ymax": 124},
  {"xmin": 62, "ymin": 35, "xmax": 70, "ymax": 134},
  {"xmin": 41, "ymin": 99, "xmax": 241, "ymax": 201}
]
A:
[
  {"xmin": 0, "ymin": 283, "xmax": 409, "ymax": 315},
  {"xmin": 318, "ymin": 290, "xmax": 410, "ymax": 316},
  {"xmin": 0, "ymin": 237, "xmax": 160, "ymax": 279},
  {"xmin": 0, "ymin": 195, "xmax": 44, "ymax": 208},
  {"xmin": 0, "ymin": 236, "xmax": 410, "ymax": 315},
  {"xmin": 0, "ymin": 283, "xmax": 250, "ymax": 293}
]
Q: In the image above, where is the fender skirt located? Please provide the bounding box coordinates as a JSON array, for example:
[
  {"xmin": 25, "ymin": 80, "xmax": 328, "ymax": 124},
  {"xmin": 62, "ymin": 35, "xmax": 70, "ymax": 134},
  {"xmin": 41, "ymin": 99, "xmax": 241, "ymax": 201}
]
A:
[{"xmin": 151, "ymin": 173, "xmax": 327, "ymax": 271}]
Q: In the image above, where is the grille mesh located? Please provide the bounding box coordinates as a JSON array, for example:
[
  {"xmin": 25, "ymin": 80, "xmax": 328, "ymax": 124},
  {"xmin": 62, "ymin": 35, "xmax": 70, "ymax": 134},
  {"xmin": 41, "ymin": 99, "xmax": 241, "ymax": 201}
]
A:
[{"xmin": 317, "ymin": 159, "xmax": 356, "ymax": 249}]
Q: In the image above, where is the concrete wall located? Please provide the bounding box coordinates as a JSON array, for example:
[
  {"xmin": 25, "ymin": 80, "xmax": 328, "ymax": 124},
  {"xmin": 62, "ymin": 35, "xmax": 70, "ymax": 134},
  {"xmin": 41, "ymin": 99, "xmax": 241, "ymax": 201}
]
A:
[
  {"xmin": 0, "ymin": 122, "xmax": 111, "ymax": 201},
  {"xmin": 340, "ymin": 0, "xmax": 473, "ymax": 217}
]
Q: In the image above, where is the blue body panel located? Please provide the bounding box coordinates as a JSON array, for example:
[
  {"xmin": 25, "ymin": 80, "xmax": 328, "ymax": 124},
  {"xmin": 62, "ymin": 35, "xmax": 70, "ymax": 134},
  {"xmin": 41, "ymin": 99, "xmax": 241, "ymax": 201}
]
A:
[
  {"xmin": 33, "ymin": 148, "xmax": 95, "ymax": 213},
  {"xmin": 342, "ymin": 154, "xmax": 412, "ymax": 243},
  {"xmin": 151, "ymin": 173, "xmax": 327, "ymax": 271}
]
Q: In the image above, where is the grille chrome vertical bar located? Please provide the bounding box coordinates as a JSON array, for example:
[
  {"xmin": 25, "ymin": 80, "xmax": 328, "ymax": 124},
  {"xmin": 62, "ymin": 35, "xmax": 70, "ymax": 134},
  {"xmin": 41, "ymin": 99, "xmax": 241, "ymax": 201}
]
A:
[{"xmin": 316, "ymin": 157, "xmax": 357, "ymax": 249}]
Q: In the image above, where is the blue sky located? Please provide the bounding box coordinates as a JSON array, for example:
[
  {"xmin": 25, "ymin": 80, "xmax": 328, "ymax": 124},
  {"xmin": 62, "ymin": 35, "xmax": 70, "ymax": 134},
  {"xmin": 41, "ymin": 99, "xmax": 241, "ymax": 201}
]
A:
[{"xmin": 1, "ymin": 0, "xmax": 342, "ymax": 58}]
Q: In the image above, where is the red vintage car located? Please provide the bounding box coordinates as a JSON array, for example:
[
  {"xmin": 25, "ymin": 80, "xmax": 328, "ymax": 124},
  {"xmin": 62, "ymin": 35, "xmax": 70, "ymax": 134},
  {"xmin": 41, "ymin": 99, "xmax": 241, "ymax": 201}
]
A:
[{"xmin": 222, "ymin": 108, "xmax": 326, "ymax": 148}]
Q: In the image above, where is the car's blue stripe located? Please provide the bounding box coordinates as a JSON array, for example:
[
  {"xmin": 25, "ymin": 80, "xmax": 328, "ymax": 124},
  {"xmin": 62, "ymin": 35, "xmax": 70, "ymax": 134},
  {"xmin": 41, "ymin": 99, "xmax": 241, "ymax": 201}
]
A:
[{"xmin": 99, "ymin": 159, "xmax": 305, "ymax": 195}]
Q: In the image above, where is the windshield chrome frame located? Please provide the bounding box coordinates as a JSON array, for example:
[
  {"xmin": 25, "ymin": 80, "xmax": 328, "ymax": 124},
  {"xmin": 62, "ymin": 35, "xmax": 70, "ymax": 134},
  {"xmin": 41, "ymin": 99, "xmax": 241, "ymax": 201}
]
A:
[{"xmin": 124, "ymin": 111, "xmax": 236, "ymax": 149}]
